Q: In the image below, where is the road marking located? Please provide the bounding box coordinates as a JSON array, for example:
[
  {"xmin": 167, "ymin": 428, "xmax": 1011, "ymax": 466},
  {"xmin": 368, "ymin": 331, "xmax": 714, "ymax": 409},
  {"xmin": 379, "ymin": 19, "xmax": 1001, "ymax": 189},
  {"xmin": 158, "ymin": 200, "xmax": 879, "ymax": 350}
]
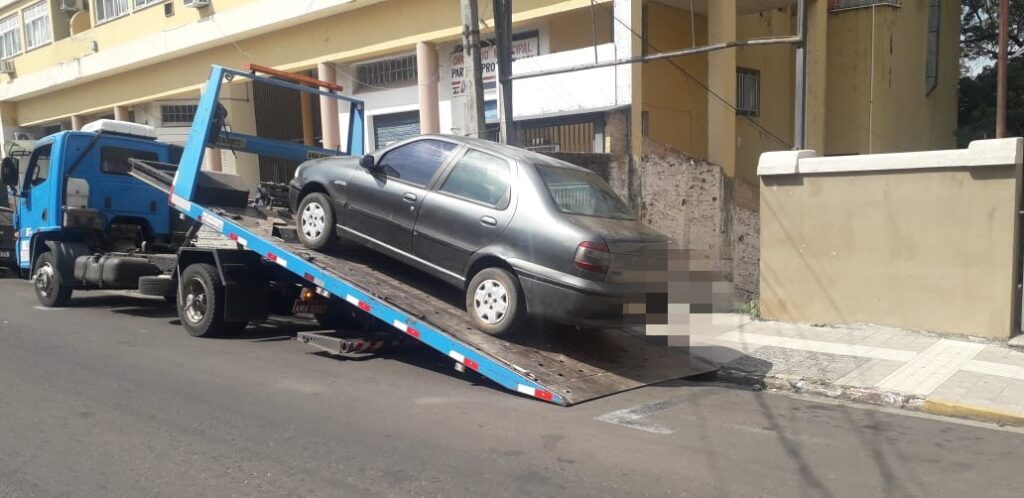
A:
[
  {"xmin": 715, "ymin": 331, "xmax": 917, "ymax": 362},
  {"xmin": 595, "ymin": 399, "xmax": 682, "ymax": 434},
  {"xmin": 875, "ymin": 339, "xmax": 985, "ymax": 395}
]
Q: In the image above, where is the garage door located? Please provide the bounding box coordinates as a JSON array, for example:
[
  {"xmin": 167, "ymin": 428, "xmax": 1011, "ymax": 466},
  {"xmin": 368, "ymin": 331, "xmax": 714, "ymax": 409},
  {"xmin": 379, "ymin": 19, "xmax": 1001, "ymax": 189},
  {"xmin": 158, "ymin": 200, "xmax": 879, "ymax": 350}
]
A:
[{"xmin": 373, "ymin": 111, "xmax": 421, "ymax": 150}]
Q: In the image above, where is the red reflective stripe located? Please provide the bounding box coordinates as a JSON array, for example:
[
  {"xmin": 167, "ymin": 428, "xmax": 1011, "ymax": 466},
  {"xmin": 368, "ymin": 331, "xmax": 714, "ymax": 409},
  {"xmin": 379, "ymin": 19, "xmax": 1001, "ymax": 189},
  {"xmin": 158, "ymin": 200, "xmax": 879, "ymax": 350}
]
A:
[
  {"xmin": 406, "ymin": 327, "xmax": 421, "ymax": 338},
  {"xmin": 464, "ymin": 358, "xmax": 479, "ymax": 371},
  {"xmin": 535, "ymin": 389, "xmax": 553, "ymax": 401}
]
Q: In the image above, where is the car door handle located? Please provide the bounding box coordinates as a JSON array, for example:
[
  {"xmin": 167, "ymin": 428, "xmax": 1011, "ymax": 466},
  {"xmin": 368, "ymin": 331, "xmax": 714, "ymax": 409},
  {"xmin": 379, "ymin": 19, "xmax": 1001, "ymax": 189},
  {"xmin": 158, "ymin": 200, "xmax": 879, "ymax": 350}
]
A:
[
  {"xmin": 480, "ymin": 216, "xmax": 497, "ymax": 227},
  {"xmin": 402, "ymin": 192, "xmax": 417, "ymax": 202}
]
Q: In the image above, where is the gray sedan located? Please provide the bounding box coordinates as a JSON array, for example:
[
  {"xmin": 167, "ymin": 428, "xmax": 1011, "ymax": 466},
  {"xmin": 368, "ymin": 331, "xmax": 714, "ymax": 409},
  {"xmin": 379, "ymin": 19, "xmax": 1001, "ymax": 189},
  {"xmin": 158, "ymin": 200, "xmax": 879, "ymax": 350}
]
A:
[{"xmin": 289, "ymin": 136, "xmax": 670, "ymax": 336}]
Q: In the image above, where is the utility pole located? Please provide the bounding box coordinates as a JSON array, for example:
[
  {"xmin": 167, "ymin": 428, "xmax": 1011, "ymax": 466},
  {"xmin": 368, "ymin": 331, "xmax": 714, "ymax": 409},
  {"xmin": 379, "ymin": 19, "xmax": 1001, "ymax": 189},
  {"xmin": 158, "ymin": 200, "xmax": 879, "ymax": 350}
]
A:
[
  {"xmin": 460, "ymin": 0, "xmax": 487, "ymax": 138},
  {"xmin": 493, "ymin": 0, "xmax": 514, "ymax": 144},
  {"xmin": 997, "ymin": 0, "xmax": 1009, "ymax": 138}
]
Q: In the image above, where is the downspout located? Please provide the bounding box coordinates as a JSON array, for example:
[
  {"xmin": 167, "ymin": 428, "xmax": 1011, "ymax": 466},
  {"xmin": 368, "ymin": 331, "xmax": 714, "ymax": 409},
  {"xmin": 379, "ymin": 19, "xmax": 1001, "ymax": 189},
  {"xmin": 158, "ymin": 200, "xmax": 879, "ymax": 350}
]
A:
[{"xmin": 793, "ymin": 0, "xmax": 808, "ymax": 150}]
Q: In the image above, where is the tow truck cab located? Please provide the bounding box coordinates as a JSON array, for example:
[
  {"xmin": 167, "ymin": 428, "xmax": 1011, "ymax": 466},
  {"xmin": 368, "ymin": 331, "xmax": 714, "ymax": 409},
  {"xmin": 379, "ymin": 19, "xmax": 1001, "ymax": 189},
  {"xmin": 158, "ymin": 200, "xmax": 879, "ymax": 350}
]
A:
[{"xmin": 0, "ymin": 120, "xmax": 187, "ymax": 304}]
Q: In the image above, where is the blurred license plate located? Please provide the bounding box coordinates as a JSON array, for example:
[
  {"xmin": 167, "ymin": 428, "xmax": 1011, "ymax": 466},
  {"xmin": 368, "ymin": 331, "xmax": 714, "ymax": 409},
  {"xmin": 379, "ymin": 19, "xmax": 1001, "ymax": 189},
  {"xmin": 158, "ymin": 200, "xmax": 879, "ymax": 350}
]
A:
[
  {"xmin": 0, "ymin": 250, "xmax": 10, "ymax": 258},
  {"xmin": 293, "ymin": 300, "xmax": 328, "ymax": 315}
]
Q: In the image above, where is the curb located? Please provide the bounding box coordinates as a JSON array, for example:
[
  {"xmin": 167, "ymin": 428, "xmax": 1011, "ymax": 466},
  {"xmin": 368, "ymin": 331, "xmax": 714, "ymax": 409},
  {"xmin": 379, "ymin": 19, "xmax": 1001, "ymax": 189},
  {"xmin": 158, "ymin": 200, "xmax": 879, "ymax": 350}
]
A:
[
  {"xmin": 921, "ymin": 398, "xmax": 1024, "ymax": 427},
  {"xmin": 715, "ymin": 367, "xmax": 925, "ymax": 410}
]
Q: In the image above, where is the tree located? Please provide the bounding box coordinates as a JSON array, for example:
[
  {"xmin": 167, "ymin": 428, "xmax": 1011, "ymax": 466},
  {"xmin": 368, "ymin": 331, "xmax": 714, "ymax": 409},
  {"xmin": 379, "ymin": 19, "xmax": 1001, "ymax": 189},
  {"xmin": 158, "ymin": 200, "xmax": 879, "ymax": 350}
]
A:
[
  {"xmin": 961, "ymin": 0, "xmax": 1024, "ymax": 68},
  {"xmin": 957, "ymin": 58, "xmax": 1024, "ymax": 146}
]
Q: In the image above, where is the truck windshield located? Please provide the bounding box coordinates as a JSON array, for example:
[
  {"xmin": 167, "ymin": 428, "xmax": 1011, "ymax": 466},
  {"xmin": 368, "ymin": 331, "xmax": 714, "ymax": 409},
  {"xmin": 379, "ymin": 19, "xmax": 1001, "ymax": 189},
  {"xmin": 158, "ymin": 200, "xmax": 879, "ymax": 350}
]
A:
[{"xmin": 536, "ymin": 164, "xmax": 634, "ymax": 220}]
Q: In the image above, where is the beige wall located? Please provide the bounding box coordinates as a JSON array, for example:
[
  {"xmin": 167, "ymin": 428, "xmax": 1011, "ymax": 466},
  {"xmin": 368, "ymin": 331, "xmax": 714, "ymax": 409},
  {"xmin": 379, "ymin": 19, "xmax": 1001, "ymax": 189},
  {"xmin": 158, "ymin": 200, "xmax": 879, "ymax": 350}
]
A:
[
  {"xmin": 735, "ymin": 8, "xmax": 795, "ymax": 186},
  {"xmin": 825, "ymin": 1, "xmax": 959, "ymax": 155},
  {"xmin": 759, "ymin": 140, "xmax": 1024, "ymax": 339},
  {"xmin": 642, "ymin": 1, "xmax": 709, "ymax": 159},
  {"xmin": 547, "ymin": 4, "xmax": 613, "ymax": 52}
]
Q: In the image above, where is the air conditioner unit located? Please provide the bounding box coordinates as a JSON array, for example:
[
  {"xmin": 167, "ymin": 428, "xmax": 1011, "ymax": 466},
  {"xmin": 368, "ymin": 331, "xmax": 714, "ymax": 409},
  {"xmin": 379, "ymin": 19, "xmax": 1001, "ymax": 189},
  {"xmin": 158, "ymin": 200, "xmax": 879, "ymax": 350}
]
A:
[
  {"xmin": 0, "ymin": 60, "xmax": 14, "ymax": 75},
  {"xmin": 59, "ymin": 0, "xmax": 86, "ymax": 13},
  {"xmin": 183, "ymin": 0, "xmax": 211, "ymax": 8}
]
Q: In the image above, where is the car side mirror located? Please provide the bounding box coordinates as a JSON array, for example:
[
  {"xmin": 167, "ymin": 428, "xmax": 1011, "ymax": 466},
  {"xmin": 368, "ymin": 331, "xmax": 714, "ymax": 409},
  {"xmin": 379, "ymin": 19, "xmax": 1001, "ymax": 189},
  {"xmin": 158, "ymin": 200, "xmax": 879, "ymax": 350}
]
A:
[
  {"xmin": 359, "ymin": 154, "xmax": 376, "ymax": 170},
  {"xmin": 0, "ymin": 157, "xmax": 17, "ymax": 188}
]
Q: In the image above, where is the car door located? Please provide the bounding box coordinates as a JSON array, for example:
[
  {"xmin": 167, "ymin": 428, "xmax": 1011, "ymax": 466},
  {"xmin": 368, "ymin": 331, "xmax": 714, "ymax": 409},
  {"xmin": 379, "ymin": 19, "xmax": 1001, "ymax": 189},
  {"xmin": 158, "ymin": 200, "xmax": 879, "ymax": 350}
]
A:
[
  {"xmin": 414, "ymin": 148, "xmax": 516, "ymax": 276},
  {"xmin": 343, "ymin": 139, "xmax": 458, "ymax": 253}
]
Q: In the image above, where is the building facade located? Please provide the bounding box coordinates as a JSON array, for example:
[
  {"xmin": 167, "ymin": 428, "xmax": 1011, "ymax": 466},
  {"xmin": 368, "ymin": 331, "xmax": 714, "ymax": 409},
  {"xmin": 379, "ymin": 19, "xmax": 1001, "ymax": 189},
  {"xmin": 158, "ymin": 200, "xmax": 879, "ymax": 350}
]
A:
[{"xmin": 0, "ymin": 0, "xmax": 961, "ymax": 293}]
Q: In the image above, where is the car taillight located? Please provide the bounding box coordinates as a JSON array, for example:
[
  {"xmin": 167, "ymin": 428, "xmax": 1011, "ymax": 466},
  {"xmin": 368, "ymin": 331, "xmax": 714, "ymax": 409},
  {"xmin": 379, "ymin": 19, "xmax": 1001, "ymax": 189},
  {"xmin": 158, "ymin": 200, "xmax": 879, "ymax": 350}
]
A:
[{"xmin": 574, "ymin": 241, "xmax": 610, "ymax": 273}]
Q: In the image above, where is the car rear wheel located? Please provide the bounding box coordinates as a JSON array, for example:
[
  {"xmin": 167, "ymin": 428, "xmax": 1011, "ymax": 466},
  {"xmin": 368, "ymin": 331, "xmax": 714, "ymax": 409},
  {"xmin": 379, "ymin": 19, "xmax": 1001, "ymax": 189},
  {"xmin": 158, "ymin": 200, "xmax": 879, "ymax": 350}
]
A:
[
  {"xmin": 296, "ymin": 192, "xmax": 337, "ymax": 250},
  {"xmin": 466, "ymin": 267, "xmax": 524, "ymax": 337}
]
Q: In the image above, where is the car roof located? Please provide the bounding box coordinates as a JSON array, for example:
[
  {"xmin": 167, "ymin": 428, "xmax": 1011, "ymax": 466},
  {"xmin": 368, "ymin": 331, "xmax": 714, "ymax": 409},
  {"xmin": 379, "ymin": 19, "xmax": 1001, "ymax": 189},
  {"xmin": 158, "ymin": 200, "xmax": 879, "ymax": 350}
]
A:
[{"xmin": 418, "ymin": 134, "xmax": 594, "ymax": 173}]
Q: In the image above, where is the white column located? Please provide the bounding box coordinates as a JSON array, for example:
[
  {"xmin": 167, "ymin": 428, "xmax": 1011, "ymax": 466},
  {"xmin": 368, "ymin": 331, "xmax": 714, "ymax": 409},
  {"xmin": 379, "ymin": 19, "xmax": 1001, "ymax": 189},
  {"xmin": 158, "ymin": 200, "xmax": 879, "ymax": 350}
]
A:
[
  {"xmin": 318, "ymin": 62, "xmax": 341, "ymax": 151},
  {"xmin": 113, "ymin": 105, "xmax": 130, "ymax": 122},
  {"xmin": 417, "ymin": 41, "xmax": 441, "ymax": 135}
]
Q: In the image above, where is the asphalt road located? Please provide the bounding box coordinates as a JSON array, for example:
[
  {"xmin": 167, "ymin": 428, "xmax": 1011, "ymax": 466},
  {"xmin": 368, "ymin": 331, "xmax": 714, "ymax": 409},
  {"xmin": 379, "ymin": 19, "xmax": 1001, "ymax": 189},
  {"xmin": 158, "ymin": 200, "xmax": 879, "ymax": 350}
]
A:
[{"xmin": 1, "ymin": 276, "xmax": 1023, "ymax": 497}]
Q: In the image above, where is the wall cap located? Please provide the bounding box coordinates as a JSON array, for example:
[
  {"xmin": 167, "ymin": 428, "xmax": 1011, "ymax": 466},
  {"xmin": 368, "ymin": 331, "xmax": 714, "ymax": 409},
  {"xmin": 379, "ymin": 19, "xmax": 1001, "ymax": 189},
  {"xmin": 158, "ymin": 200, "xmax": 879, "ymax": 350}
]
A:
[{"xmin": 758, "ymin": 138, "xmax": 1024, "ymax": 176}]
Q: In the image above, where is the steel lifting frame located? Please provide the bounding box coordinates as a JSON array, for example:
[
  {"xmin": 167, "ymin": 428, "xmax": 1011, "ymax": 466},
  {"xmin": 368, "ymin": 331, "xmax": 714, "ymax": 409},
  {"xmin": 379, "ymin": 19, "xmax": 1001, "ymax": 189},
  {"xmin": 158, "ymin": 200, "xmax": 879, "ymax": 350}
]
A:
[{"xmin": 169, "ymin": 65, "xmax": 564, "ymax": 405}]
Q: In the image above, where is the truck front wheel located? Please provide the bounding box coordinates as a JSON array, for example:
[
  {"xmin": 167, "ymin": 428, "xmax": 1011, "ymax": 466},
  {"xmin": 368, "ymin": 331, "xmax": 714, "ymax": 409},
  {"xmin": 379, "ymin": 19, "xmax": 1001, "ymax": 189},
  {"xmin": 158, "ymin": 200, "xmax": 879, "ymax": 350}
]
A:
[
  {"xmin": 33, "ymin": 252, "xmax": 72, "ymax": 307},
  {"xmin": 178, "ymin": 263, "xmax": 246, "ymax": 338}
]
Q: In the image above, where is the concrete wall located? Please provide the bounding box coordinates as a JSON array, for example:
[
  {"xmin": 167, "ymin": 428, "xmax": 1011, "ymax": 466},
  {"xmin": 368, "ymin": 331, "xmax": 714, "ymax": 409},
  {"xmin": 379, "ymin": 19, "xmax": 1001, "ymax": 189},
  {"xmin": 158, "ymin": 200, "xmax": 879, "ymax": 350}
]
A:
[
  {"xmin": 635, "ymin": 138, "xmax": 759, "ymax": 297},
  {"xmin": 759, "ymin": 139, "xmax": 1024, "ymax": 339}
]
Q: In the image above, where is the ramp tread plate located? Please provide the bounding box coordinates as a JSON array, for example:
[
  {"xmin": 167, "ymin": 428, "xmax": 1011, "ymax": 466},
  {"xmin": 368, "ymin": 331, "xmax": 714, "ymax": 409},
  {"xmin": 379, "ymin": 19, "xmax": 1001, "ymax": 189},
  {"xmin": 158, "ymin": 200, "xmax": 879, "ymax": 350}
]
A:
[{"xmin": 224, "ymin": 207, "xmax": 717, "ymax": 404}]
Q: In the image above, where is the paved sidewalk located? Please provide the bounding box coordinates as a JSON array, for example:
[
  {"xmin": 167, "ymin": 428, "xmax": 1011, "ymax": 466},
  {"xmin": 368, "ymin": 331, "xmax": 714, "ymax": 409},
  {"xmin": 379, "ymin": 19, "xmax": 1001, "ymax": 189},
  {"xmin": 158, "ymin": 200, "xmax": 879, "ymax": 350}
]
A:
[{"xmin": 692, "ymin": 316, "xmax": 1024, "ymax": 426}]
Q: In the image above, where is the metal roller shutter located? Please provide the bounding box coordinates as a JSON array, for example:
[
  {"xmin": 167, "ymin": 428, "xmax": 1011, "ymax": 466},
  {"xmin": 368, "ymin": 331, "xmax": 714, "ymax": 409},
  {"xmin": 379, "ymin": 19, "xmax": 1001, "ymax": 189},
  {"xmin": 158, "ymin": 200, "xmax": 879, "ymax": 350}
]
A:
[{"xmin": 373, "ymin": 111, "xmax": 421, "ymax": 150}]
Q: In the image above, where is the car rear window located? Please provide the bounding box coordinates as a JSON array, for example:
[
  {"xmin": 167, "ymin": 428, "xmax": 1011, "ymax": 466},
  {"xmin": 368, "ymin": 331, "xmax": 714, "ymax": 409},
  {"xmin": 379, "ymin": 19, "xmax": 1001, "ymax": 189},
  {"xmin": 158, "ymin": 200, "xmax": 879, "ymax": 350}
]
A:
[{"xmin": 536, "ymin": 165, "xmax": 634, "ymax": 220}]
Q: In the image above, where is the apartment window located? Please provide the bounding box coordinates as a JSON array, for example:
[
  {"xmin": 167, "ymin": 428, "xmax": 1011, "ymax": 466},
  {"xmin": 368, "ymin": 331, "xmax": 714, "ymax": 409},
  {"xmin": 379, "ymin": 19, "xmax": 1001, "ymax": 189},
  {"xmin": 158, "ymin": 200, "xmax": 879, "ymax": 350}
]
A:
[
  {"xmin": 23, "ymin": 2, "xmax": 51, "ymax": 50},
  {"xmin": 134, "ymin": 0, "xmax": 165, "ymax": 8},
  {"xmin": 737, "ymin": 68, "xmax": 760, "ymax": 117},
  {"xmin": 95, "ymin": 0, "xmax": 130, "ymax": 23},
  {"xmin": 0, "ymin": 14, "xmax": 20, "ymax": 60},
  {"xmin": 355, "ymin": 54, "xmax": 418, "ymax": 91},
  {"xmin": 925, "ymin": 0, "xmax": 940, "ymax": 94},
  {"xmin": 161, "ymin": 104, "xmax": 199, "ymax": 127}
]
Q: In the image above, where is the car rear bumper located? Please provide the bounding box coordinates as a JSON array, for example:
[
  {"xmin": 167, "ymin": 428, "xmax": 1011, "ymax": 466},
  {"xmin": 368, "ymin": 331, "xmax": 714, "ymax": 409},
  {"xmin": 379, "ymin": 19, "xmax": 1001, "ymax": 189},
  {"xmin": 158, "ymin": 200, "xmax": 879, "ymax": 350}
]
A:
[{"xmin": 517, "ymin": 274, "xmax": 628, "ymax": 326}]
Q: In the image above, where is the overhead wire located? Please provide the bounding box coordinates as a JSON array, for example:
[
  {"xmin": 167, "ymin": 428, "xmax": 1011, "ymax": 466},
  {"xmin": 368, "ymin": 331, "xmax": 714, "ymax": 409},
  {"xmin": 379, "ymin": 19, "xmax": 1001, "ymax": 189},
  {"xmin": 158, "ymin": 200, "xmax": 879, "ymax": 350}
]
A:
[{"xmin": 592, "ymin": 1, "xmax": 793, "ymax": 148}]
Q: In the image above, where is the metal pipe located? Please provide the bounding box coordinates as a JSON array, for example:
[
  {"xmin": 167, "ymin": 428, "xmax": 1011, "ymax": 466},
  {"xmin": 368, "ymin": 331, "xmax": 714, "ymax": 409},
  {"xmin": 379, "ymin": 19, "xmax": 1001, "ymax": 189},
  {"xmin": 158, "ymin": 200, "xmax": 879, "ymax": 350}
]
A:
[
  {"xmin": 997, "ymin": 0, "xmax": 1009, "ymax": 138},
  {"xmin": 793, "ymin": 0, "xmax": 808, "ymax": 149},
  {"xmin": 509, "ymin": 35, "xmax": 803, "ymax": 81}
]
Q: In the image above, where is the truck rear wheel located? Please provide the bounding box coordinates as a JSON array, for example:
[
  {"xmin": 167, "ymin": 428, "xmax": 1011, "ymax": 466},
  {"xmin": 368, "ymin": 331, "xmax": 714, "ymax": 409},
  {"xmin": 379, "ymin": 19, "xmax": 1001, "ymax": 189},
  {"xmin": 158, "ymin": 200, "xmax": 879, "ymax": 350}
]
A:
[
  {"xmin": 33, "ymin": 252, "xmax": 72, "ymax": 307},
  {"xmin": 178, "ymin": 263, "xmax": 247, "ymax": 338}
]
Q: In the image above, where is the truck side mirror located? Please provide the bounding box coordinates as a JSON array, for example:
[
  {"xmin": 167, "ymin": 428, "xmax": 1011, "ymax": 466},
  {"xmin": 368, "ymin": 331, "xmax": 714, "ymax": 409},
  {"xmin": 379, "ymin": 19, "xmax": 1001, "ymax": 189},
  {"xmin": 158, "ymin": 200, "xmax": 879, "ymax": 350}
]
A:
[
  {"xmin": 1, "ymin": 157, "xmax": 18, "ymax": 188},
  {"xmin": 359, "ymin": 154, "xmax": 375, "ymax": 170}
]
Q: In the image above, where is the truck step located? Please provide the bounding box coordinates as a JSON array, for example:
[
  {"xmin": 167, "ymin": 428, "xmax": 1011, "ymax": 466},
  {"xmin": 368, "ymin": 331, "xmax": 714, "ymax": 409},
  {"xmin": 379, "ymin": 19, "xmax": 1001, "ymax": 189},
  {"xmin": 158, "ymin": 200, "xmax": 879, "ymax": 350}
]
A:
[{"xmin": 298, "ymin": 331, "xmax": 412, "ymax": 357}]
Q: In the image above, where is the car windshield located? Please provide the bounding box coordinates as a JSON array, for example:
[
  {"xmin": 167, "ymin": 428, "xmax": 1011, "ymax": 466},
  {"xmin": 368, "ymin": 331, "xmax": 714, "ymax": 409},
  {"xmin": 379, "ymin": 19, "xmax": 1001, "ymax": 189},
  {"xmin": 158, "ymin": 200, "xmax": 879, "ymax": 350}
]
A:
[{"xmin": 536, "ymin": 164, "xmax": 634, "ymax": 220}]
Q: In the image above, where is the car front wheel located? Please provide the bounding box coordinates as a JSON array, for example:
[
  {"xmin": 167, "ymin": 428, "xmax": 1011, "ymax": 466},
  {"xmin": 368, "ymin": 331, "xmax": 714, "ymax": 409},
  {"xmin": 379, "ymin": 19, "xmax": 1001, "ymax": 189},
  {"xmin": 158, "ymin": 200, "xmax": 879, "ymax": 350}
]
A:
[
  {"xmin": 466, "ymin": 267, "xmax": 524, "ymax": 337},
  {"xmin": 296, "ymin": 192, "xmax": 337, "ymax": 250}
]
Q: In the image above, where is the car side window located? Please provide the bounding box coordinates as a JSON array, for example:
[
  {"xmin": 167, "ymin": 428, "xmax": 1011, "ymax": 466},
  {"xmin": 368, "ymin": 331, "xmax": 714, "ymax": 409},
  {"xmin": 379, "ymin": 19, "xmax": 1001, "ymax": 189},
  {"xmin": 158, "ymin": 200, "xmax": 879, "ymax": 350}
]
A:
[
  {"xmin": 440, "ymin": 150, "xmax": 511, "ymax": 208},
  {"xmin": 377, "ymin": 140, "xmax": 457, "ymax": 186}
]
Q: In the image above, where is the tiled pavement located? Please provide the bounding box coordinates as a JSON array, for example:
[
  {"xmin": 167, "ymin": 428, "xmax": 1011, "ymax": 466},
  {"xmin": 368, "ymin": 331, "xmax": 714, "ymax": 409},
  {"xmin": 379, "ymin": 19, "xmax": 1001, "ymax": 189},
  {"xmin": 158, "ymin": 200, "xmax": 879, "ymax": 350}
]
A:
[{"xmin": 693, "ymin": 316, "xmax": 1024, "ymax": 425}]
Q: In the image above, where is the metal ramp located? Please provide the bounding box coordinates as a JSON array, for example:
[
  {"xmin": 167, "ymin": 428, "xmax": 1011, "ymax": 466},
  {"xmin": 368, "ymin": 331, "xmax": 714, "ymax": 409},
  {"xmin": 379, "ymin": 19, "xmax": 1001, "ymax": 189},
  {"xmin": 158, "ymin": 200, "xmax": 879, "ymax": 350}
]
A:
[{"xmin": 209, "ymin": 205, "xmax": 718, "ymax": 405}]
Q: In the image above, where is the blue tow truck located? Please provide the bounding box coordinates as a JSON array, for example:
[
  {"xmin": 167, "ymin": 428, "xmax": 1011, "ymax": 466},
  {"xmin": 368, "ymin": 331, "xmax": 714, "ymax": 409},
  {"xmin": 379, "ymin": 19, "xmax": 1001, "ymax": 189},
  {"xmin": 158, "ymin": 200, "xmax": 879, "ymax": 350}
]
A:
[{"xmin": 0, "ymin": 65, "xmax": 714, "ymax": 405}]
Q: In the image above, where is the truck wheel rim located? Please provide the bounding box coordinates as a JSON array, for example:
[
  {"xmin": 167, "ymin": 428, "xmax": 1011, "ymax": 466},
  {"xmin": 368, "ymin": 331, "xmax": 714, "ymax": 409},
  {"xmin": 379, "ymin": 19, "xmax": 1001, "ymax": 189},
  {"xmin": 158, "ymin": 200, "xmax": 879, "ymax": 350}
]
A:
[
  {"xmin": 301, "ymin": 201, "xmax": 326, "ymax": 240},
  {"xmin": 33, "ymin": 263, "xmax": 55, "ymax": 298},
  {"xmin": 183, "ymin": 278, "xmax": 208, "ymax": 324},
  {"xmin": 474, "ymin": 279, "xmax": 509, "ymax": 324}
]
